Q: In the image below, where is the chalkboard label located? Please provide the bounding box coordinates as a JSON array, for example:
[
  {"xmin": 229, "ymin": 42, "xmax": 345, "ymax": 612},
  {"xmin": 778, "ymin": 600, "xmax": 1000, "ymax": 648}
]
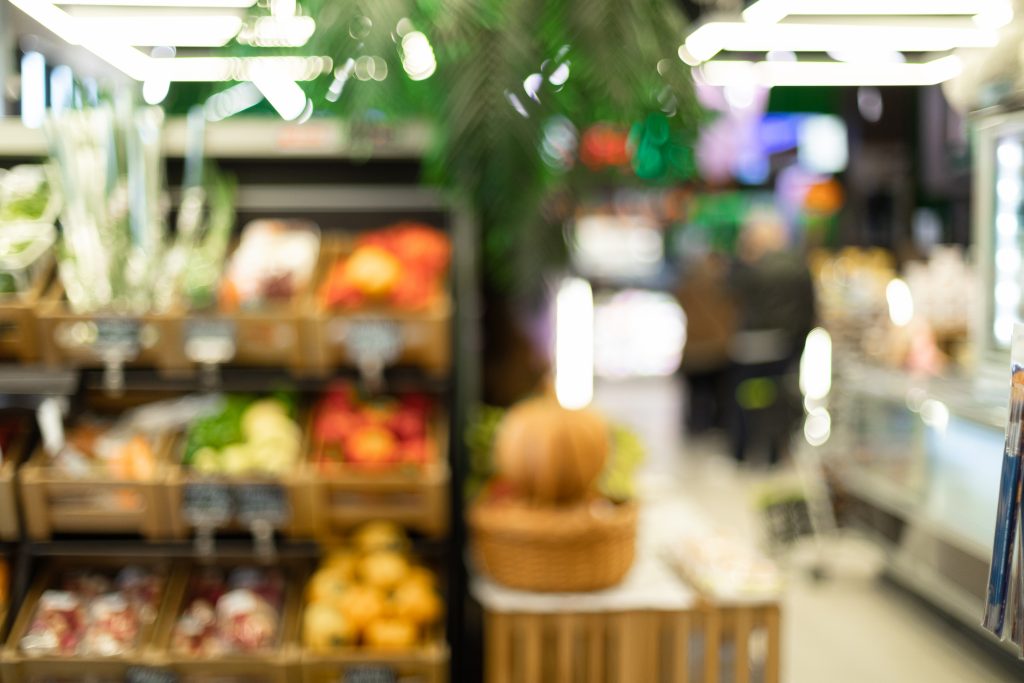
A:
[
  {"xmin": 184, "ymin": 318, "xmax": 237, "ymax": 364},
  {"xmin": 94, "ymin": 318, "xmax": 142, "ymax": 356},
  {"xmin": 182, "ymin": 482, "xmax": 233, "ymax": 527},
  {"xmin": 126, "ymin": 666, "xmax": 179, "ymax": 683},
  {"xmin": 343, "ymin": 666, "xmax": 397, "ymax": 683},
  {"xmin": 236, "ymin": 483, "xmax": 290, "ymax": 527},
  {"xmin": 333, "ymin": 319, "xmax": 403, "ymax": 363}
]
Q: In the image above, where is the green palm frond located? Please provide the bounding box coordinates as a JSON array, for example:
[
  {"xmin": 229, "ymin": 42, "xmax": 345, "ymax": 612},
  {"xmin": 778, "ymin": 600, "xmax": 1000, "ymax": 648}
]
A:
[{"xmin": 205, "ymin": 0, "xmax": 699, "ymax": 290}]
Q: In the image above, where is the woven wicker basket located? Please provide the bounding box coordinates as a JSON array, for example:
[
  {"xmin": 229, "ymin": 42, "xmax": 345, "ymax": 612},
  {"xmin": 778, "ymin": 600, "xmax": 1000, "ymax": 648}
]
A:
[{"xmin": 469, "ymin": 497, "xmax": 637, "ymax": 592}]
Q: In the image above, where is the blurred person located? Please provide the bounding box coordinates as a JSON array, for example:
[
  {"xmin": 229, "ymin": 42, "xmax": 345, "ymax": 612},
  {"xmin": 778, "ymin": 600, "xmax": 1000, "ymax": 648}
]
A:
[
  {"xmin": 675, "ymin": 250, "xmax": 736, "ymax": 434},
  {"xmin": 728, "ymin": 210, "xmax": 816, "ymax": 465}
]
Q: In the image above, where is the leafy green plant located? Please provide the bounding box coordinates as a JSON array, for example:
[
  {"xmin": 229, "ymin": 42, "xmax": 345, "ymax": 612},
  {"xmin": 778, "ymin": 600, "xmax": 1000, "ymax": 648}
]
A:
[{"xmin": 188, "ymin": 0, "xmax": 699, "ymax": 290}]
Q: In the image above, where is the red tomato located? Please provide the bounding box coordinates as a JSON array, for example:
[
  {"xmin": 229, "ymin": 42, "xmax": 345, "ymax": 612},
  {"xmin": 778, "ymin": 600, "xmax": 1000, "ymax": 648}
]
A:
[{"xmin": 389, "ymin": 408, "xmax": 425, "ymax": 441}]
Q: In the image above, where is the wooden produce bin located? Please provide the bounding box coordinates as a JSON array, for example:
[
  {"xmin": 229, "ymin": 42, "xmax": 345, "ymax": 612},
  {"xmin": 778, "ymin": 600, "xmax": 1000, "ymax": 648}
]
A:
[
  {"xmin": 164, "ymin": 434, "xmax": 317, "ymax": 540},
  {"xmin": 18, "ymin": 435, "xmax": 174, "ymax": 540},
  {"xmin": 0, "ymin": 557, "xmax": 176, "ymax": 683},
  {"xmin": 152, "ymin": 560, "xmax": 304, "ymax": 683},
  {"xmin": 159, "ymin": 227, "xmax": 322, "ymax": 376},
  {"xmin": 301, "ymin": 638, "xmax": 449, "ymax": 683},
  {"xmin": 309, "ymin": 415, "xmax": 450, "ymax": 539},
  {"xmin": 0, "ymin": 425, "xmax": 31, "ymax": 541},
  {"xmin": 35, "ymin": 280, "xmax": 180, "ymax": 372},
  {"xmin": 160, "ymin": 306, "xmax": 312, "ymax": 377},
  {"xmin": 0, "ymin": 256, "xmax": 52, "ymax": 363},
  {"xmin": 309, "ymin": 241, "xmax": 451, "ymax": 377}
]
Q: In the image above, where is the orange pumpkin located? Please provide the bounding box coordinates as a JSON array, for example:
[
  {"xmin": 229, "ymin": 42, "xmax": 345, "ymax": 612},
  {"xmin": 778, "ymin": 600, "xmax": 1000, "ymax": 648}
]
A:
[{"xmin": 493, "ymin": 396, "xmax": 609, "ymax": 503}]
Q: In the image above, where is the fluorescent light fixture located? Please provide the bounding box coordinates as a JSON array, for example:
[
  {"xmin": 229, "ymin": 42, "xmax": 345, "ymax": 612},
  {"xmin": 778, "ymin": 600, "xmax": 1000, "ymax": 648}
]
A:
[
  {"xmin": 974, "ymin": 1, "xmax": 1014, "ymax": 28},
  {"xmin": 827, "ymin": 49, "xmax": 905, "ymax": 64},
  {"xmin": 204, "ymin": 81, "xmax": 262, "ymax": 121},
  {"xmin": 555, "ymin": 277, "xmax": 594, "ymax": 410},
  {"xmin": 145, "ymin": 55, "xmax": 330, "ymax": 82},
  {"xmin": 251, "ymin": 67, "xmax": 307, "ymax": 121},
  {"xmin": 237, "ymin": 15, "xmax": 316, "ymax": 47},
  {"xmin": 9, "ymin": 0, "xmax": 151, "ymax": 79},
  {"xmin": 10, "ymin": 0, "xmax": 330, "ymax": 82},
  {"xmin": 56, "ymin": 0, "xmax": 255, "ymax": 6},
  {"xmin": 73, "ymin": 15, "xmax": 242, "ymax": 47},
  {"xmin": 684, "ymin": 21, "xmax": 996, "ymax": 63},
  {"xmin": 743, "ymin": 0, "xmax": 1009, "ymax": 24},
  {"xmin": 270, "ymin": 0, "xmax": 295, "ymax": 16},
  {"xmin": 20, "ymin": 51, "xmax": 46, "ymax": 129},
  {"xmin": 698, "ymin": 55, "xmax": 963, "ymax": 87}
]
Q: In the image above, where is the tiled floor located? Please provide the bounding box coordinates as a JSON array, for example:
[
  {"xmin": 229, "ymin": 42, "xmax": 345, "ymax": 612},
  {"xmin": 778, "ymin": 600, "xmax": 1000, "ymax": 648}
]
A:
[{"xmin": 594, "ymin": 376, "xmax": 1024, "ymax": 683}]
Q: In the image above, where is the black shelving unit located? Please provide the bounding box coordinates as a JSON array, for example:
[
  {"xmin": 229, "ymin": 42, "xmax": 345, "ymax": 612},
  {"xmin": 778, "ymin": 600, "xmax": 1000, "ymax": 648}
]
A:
[{"xmin": 0, "ymin": 124, "xmax": 481, "ymax": 682}]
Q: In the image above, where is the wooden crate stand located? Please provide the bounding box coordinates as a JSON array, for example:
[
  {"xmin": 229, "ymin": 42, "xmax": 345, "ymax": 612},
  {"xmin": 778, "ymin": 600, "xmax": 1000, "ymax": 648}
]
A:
[
  {"xmin": 0, "ymin": 256, "xmax": 52, "ymax": 363},
  {"xmin": 309, "ymin": 414, "xmax": 450, "ymax": 539},
  {"xmin": 0, "ymin": 557, "xmax": 177, "ymax": 683},
  {"xmin": 309, "ymin": 240, "xmax": 452, "ymax": 377},
  {"xmin": 482, "ymin": 605, "xmax": 781, "ymax": 683},
  {"xmin": 151, "ymin": 560, "xmax": 304, "ymax": 683},
  {"xmin": 18, "ymin": 435, "xmax": 174, "ymax": 540}
]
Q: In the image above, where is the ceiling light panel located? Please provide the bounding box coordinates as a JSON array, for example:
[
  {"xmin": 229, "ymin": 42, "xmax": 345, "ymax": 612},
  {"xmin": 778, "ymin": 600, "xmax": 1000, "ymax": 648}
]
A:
[
  {"xmin": 9, "ymin": 0, "xmax": 333, "ymax": 82},
  {"xmin": 56, "ymin": 0, "xmax": 255, "ymax": 6},
  {"xmin": 698, "ymin": 54, "xmax": 963, "ymax": 86},
  {"xmin": 743, "ymin": 0, "xmax": 1008, "ymax": 23},
  {"xmin": 72, "ymin": 15, "xmax": 243, "ymax": 47},
  {"xmin": 684, "ymin": 21, "xmax": 997, "ymax": 62}
]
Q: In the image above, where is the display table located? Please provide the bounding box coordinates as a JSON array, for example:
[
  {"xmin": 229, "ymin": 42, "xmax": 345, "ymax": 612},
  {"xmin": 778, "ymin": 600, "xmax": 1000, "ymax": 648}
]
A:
[{"xmin": 471, "ymin": 500, "xmax": 782, "ymax": 683}]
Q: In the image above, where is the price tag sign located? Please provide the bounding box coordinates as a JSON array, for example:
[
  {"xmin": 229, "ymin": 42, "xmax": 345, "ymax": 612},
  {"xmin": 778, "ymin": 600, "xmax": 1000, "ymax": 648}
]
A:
[
  {"xmin": 182, "ymin": 482, "xmax": 233, "ymax": 527},
  {"xmin": 184, "ymin": 318, "xmax": 237, "ymax": 364},
  {"xmin": 343, "ymin": 666, "xmax": 398, "ymax": 683},
  {"xmin": 342, "ymin": 320, "xmax": 403, "ymax": 362},
  {"xmin": 235, "ymin": 483, "xmax": 290, "ymax": 527},
  {"xmin": 126, "ymin": 666, "xmax": 179, "ymax": 683},
  {"xmin": 93, "ymin": 318, "xmax": 142, "ymax": 358}
]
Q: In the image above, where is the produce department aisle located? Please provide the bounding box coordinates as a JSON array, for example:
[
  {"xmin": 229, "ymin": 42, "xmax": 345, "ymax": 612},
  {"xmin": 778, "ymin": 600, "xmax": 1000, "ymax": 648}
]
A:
[{"xmin": 593, "ymin": 376, "xmax": 1023, "ymax": 683}]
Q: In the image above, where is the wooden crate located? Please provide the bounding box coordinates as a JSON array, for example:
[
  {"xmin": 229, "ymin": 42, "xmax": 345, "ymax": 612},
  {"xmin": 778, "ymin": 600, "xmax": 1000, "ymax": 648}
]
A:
[
  {"xmin": 160, "ymin": 306, "xmax": 312, "ymax": 376},
  {"xmin": 0, "ymin": 426, "xmax": 30, "ymax": 541},
  {"xmin": 0, "ymin": 256, "xmax": 52, "ymax": 363},
  {"xmin": 164, "ymin": 433, "xmax": 317, "ymax": 540},
  {"xmin": 308, "ymin": 414, "xmax": 450, "ymax": 539},
  {"xmin": 35, "ymin": 280, "xmax": 179, "ymax": 372},
  {"xmin": 483, "ymin": 604, "xmax": 781, "ymax": 683},
  {"xmin": 309, "ymin": 241, "xmax": 451, "ymax": 376},
  {"xmin": 18, "ymin": 434, "xmax": 174, "ymax": 540},
  {"xmin": 152, "ymin": 560, "xmax": 304, "ymax": 683},
  {"xmin": 0, "ymin": 557, "xmax": 176, "ymax": 683},
  {"xmin": 301, "ymin": 641, "xmax": 449, "ymax": 683}
]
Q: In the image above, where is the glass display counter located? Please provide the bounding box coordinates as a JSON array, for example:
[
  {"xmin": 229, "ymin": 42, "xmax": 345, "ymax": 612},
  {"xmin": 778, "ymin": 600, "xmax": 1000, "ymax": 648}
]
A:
[{"xmin": 830, "ymin": 361, "xmax": 1009, "ymax": 649}]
